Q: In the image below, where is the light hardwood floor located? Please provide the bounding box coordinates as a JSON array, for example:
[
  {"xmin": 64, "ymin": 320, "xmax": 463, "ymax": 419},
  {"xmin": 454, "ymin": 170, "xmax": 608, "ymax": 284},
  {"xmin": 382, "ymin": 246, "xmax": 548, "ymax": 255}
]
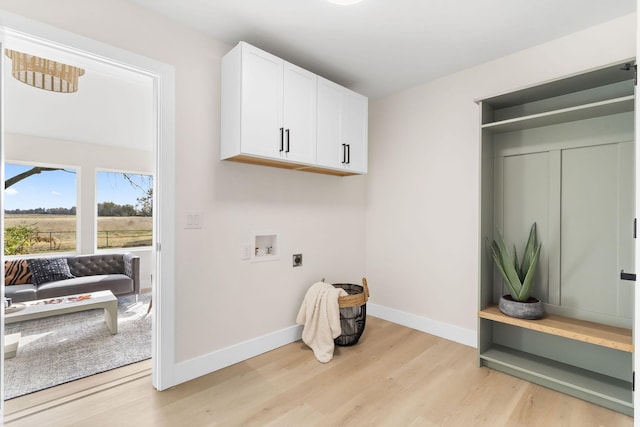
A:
[{"xmin": 4, "ymin": 317, "xmax": 634, "ymax": 426}]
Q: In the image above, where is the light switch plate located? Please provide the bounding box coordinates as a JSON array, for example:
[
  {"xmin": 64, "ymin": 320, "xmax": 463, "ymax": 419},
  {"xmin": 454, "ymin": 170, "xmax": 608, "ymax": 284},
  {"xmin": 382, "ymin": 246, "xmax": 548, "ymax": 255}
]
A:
[{"xmin": 184, "ymin": 211, "xmax": 203, "ymax": 229}]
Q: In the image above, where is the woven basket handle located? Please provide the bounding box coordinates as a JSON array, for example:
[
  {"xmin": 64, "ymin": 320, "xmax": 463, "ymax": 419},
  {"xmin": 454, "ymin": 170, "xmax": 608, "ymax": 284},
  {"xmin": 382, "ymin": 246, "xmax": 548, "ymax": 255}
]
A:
[{"xmin": 362, "ymin": 277, "xmax": 370, "ymax": 300}]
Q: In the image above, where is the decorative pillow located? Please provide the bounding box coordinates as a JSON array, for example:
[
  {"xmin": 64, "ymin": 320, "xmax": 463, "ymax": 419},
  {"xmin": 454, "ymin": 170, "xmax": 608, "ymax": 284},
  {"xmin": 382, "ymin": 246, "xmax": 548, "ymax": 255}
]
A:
[
  {"xmin": 4, "ymin": 260, "xmax": 32, "ymax": 286},
  {"xmin": 27, "ymin": 258, "xmax": 75, "ymax": 285}
]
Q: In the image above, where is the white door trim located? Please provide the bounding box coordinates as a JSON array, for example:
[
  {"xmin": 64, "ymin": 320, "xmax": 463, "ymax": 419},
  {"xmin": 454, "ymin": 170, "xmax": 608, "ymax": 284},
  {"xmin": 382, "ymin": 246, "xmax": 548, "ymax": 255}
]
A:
[{"xmin": 633, "ymin": 9, "xmax": 639, "ymax": 422}]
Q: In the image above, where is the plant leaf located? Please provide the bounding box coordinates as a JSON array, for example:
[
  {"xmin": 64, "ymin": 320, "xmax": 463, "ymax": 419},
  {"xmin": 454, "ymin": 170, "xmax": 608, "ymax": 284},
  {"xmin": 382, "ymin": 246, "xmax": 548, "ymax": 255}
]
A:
[
  {"xmin": 513, "ymin": 245, "xmax": 520, "ymax": 281},
  {"xmin": 520, "ymin": 223, "xmax": 538, "ymax": 281},
  {"xmin": 518, "ymin": 242, "xmax": 541, "ymax": 301},
  {"xmin": 488, "ymin": 241, "xmax": 519, "ymax": 298},
  {"xmin": 490, "ymin": 231, "xmax": 523, "ymax": 298}
]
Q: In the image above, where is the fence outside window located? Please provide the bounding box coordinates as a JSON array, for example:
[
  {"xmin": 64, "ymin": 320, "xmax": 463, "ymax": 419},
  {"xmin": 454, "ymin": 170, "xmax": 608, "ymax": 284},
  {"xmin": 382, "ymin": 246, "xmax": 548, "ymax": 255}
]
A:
[{"xmin": 4, "ymin": 228, "xmax": 152, "ymax": 255}]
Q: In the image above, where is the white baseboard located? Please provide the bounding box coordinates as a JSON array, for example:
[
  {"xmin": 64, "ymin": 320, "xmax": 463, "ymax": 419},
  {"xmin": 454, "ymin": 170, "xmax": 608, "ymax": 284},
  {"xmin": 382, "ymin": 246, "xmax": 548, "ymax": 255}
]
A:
[
  {"xmin": 173, "ymin": 304, "xmax": 476, "ymax": 387},
  {"xmin": 367, "ymin": 303, "xmax": 477, "ymax": 348},
  {"xmin": 173, "ymin": 324, "xmax": 303, "ymax": 386}
]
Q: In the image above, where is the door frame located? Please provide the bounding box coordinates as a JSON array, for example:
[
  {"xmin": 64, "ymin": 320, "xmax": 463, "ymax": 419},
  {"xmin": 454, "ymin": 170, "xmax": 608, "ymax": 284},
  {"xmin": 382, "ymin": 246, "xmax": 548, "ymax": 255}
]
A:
[
  {"xmin": 634, "ymin": 11, "xmax": 639, "ymax": 419},
  {"xmin": 0, "ymin": 11, "xmax": 177, "ymax": 415}
]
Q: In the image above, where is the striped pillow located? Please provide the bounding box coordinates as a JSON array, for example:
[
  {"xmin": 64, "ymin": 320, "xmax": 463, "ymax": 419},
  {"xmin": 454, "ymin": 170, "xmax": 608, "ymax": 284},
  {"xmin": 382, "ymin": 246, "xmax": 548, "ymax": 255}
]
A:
[{"xmin": 4, "ymin": 260, "xmax": 33, "ymax": 286}]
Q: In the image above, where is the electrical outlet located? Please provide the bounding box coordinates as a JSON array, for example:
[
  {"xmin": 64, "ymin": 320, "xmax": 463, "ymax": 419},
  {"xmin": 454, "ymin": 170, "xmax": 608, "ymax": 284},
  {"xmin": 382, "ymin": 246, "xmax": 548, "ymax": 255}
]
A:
[{"xmin": 293, "ymin": 254, "xmax": 303, "ymax": 267}]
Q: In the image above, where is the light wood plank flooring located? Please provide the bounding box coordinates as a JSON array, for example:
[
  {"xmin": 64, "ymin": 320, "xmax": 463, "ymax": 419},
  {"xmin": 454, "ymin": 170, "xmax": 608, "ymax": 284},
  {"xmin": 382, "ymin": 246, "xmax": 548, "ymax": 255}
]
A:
[{"xmin": 4, "ymin": 317, "xmax": 634, "ymax": 426}]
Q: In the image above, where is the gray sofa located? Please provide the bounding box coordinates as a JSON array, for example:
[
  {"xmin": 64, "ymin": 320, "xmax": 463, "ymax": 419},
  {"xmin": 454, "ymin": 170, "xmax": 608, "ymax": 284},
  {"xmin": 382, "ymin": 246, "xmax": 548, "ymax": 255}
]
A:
[{"xmin": 4, "ymin": 253, "xmax": 140, "ymax": 303}]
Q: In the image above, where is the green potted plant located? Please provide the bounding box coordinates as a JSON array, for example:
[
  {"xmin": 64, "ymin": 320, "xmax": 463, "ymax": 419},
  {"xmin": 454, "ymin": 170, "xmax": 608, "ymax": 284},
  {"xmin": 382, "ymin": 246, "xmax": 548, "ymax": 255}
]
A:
[{"xmin": 488, "ymin": 222, "xmax": 543, "ymax": 319}]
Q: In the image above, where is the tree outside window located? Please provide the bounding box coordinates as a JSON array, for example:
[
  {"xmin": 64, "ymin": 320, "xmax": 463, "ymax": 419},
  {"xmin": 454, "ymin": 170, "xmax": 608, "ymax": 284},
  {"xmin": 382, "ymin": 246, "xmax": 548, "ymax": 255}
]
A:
[
  {"xmin": 96, "ymin": 171, "xmax": 153, "ymax": 249},
  {"xmin": 4, "ymin": 163, "xmax": 77, "ymax": 255}
]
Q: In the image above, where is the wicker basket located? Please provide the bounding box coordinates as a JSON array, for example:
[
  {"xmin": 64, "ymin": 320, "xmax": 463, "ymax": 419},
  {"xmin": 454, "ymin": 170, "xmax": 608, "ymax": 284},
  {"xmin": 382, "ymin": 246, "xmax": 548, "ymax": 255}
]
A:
[{"xmin": 333, "ymin": 278, "xmax": 369, "ymax": 346}]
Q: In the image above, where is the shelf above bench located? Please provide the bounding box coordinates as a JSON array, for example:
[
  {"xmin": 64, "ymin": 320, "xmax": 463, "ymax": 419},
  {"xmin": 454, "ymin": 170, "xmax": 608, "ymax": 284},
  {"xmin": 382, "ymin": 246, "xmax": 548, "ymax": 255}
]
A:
[
  {"xmin": 481, "ymin": 95, "xmax": 634, "ymax": 133},
  {"xmin": 478, "ymin": 305, "xmax": 633, "ymax": 353}
]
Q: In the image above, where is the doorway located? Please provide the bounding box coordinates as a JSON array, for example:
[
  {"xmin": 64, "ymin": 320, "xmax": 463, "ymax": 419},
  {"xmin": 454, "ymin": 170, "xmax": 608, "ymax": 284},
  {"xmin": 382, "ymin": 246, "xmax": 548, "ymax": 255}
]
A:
[{"xmin": 0, "ymin": 14, "xmax": 177, "ymax": 414}]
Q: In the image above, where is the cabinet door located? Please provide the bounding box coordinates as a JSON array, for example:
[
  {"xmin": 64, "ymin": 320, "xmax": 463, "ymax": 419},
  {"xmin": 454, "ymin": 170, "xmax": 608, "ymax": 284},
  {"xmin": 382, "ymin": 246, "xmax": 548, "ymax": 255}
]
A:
[
  {"xmin": 317, "ymin": 78, "xmax": 368, "ymax": 173},
  {"xmin": 317, "ymin": 78, "xmax": 343, "ymax": 168},
  {"xmin": 282, "ymin": 62, "xmax": 316, "ymax": 164},
  {"xmin": 561, "ymin": 142, "xmax": 634, "ymax": 322},
  {"xmin": 342, "ymin": 89, "xmax": 368, "ymax": 173},
  {"xmin": 240, "ymin": 44, "xmax": 283, "ymax": 159}
]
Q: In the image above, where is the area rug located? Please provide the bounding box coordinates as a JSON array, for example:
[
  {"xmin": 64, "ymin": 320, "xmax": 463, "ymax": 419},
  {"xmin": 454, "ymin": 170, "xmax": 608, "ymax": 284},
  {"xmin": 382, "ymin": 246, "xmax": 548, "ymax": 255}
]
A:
[{"xmin": 4, "ymin": 293, "xmax": 151, "ymax": 399}]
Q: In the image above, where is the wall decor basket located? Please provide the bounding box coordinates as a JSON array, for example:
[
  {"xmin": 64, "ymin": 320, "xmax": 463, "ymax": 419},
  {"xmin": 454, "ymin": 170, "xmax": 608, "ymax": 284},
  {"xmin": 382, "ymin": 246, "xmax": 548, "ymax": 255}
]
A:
[{"xmin": 333, "ymin": 277, "xmax": 369, "ymax": 346}]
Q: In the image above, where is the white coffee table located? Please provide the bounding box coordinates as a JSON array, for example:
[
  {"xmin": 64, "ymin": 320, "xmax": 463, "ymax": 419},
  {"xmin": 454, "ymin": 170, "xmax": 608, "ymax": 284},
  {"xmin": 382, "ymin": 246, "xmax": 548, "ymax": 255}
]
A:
[
  {"xmin": 4, "ymin": 333, "xmax": 20, "ymax": 359},
  {"xmin": 5, "ymin": 290, "xmax": 118, "ymax": 334}
]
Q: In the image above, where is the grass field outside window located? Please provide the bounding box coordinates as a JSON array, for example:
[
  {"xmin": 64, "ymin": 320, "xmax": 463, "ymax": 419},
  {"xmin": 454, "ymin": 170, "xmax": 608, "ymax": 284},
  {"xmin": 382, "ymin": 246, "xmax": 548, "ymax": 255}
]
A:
[{"xmin": 5, "ymin": 214, "xmax": 152, "ymax": 254}]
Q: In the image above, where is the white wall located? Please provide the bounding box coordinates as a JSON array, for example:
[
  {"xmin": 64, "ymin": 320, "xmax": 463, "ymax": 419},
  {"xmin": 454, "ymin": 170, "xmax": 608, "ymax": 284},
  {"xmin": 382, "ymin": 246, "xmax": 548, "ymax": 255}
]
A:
[
  {"xmin": 366, "ymin": 13, "xmax": 636, "ymax": 341},
  {"xmin": 0, "ymin": 0, "xmax": 367, "ymax": 368},
  {"xmin": 5, "ymin": 133, "xmax": 155, "ymax": 290}
]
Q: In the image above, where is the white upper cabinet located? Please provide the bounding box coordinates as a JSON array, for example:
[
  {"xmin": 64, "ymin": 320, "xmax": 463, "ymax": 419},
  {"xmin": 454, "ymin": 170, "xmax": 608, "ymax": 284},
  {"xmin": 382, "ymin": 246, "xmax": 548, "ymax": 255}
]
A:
[
  {"xmin": 222, "ymin": 42, "xmax": 316, "ymax": 164},
  {"xmin": 221, "ymin": 42, "xmax": 367, "ymax": 176},
  {"xmin": 317, "ymin": 77, "xmax": 368, "ymax": 174}
]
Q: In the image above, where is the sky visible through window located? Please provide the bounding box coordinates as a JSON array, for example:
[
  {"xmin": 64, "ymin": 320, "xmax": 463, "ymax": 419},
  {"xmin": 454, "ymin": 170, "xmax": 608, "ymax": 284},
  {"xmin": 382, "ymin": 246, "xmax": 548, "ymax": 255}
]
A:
[{"xmin": 4, "ymin": 164, "xmax": 150, "ymax": 210}]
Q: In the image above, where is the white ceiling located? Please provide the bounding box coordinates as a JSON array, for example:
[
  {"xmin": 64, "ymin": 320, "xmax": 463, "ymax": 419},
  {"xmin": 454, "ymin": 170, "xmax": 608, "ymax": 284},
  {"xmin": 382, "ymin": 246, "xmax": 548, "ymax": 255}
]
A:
[
  {"xmin": 5, "ymin": 64, "xmax": 154, "ymax": 151},
  {"xmin": 4, "ymin": 39, "xmax": 154, "ymax": 151},
  {"xmin": 131, "ymin": 0, "xmax": 636, "ymax": 99}
]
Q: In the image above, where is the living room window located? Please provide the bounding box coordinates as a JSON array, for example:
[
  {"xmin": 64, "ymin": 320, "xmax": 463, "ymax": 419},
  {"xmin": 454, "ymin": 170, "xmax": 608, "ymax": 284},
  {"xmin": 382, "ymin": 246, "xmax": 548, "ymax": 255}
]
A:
[
  {"xmin": 4, "ymin": 162, "xmax": 78, "ymax": 255},
  {"xmin": 96, "ymin": 171, "xmax": 153, "ymax": 249}
]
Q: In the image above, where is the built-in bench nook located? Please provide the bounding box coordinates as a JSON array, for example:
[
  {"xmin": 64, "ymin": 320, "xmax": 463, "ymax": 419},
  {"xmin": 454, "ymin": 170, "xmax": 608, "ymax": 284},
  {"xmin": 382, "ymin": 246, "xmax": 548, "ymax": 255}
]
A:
[
  {"xmin": 477, "ymin": 60, "xmax": 636, "ymax": 416},
  {"xmin": 479, "ymin": 306, "xmax": 632, "ymax": 352}
]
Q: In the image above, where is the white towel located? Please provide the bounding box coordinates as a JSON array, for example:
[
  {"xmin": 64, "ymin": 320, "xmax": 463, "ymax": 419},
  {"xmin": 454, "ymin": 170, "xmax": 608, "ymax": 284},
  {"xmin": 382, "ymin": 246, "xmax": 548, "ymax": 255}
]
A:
[{"xmin": 296, "ymin": 282, "xmax": 348, "ymax": 363}]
